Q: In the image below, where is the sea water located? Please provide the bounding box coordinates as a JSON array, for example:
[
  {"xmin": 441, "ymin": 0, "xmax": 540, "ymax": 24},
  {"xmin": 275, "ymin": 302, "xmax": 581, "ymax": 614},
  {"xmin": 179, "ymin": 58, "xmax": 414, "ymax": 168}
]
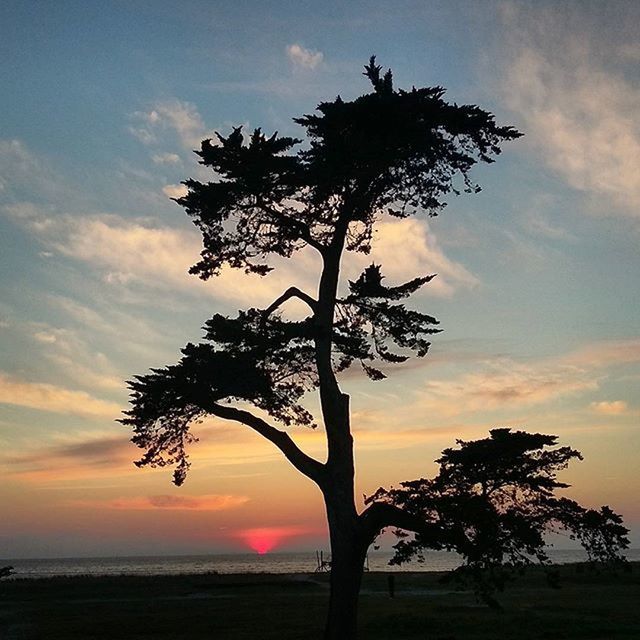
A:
[{"xmin": 3, "ymin": 549, "xmax": 638, "ymax": 579}]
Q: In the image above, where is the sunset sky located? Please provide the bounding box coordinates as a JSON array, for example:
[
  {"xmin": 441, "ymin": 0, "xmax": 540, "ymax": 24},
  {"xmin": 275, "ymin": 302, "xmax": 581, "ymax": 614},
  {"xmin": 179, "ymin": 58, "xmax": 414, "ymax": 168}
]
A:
[{"xmin": 1, "ymin": 1, "xmax": 639, "ymax": 558}]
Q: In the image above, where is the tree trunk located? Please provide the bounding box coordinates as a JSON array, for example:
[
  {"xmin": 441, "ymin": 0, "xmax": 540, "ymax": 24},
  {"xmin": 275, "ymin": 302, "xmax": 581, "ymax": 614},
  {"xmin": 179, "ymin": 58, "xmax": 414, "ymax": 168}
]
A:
[{"xmin": 323, "ymin": 497, "xmax": 367, "ymax": 640}]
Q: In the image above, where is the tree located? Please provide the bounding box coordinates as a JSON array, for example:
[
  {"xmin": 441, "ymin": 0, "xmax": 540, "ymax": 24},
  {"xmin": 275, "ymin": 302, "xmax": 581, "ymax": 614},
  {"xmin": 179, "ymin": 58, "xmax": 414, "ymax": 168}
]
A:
[
  {"xmin": 123, "ymin": 57, "xmax": 539, "ymax": 638},
  {"xmin": 369, "ymin": 428, "xmax": 629, "ymax": 607}
]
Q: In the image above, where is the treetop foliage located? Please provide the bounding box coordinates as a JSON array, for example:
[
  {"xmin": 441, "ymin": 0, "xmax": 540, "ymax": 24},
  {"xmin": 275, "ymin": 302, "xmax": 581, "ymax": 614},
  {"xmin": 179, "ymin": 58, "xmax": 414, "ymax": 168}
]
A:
[{"xmin": 179, "ymin": 55, "xmax": 521, "ymax": 278}]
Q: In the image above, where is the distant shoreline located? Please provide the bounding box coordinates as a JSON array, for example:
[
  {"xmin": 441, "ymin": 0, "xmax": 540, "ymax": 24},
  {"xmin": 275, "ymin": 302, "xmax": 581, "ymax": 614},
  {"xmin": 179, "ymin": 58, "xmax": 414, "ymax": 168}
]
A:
[
  {"xmin": 6, "ymin": 547, "xmax": 638, "ymax": 561},
  {"xmin": 3, "ymin": 558, "xmax": 637, "ymax": 583}
]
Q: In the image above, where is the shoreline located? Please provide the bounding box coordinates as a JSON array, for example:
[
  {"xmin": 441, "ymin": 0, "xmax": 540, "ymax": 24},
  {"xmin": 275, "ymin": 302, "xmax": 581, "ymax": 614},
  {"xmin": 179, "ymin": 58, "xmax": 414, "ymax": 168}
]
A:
[
  {"xmin": 4, "ymin": 548, "xmax": 638, "ymax": 581},
  {"xmin": 3, "ymin": 559, "xmax": 636, "ymax": 582}
]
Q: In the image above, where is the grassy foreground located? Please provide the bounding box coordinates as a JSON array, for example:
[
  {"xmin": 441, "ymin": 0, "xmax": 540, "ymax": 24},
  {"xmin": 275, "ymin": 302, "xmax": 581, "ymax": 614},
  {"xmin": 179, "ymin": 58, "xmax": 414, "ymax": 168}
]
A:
[{"xmin": 1, "ymin": 563, "xmax": 638, "ymax": 639}]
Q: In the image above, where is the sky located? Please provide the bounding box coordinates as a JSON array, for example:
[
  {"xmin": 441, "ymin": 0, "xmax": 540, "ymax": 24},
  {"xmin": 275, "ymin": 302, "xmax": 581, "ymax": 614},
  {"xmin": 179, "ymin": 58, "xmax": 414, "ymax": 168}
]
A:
[{"xmin": 1, "ymin": 0, "xmax": 639, "ymax": 558}]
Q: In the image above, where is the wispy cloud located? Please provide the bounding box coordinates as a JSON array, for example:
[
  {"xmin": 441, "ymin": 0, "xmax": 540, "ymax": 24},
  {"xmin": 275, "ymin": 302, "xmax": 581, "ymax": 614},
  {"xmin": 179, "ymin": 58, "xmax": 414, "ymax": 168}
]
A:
[
  {"xmin": 565, "ymin": 339, "xmax": 640, "ymax": 368},
  {"xmin": 1, "ymin": 434, "xmax": 137, "ymax": 484},
  {"xmin": 128, "ymin": 126, "xmax": 157, "ymax": 145},
  {"xmin": 0, "ymin": 372, "xmax": 121, "ymax": 418},
  {"xmin": 74, "ymin": 494, "xmax": 249, "ymax": 511},
  {"xmin": 345, "ymin": 218, "xmax": 479, "ymax": 297},
  {"xmin": 131, "ymin": 100, "xmax": 213, "ymax": 150},
  {"xmin": 0, "ymin": 139, "xmax": 70, "ymax": 204},
  {"xmin": 407, "ymin": 337, "xmax": 640, "ymax": 420},
  {"xmin": 590, "ymin": 400, "xmax": 629, "ymax": 416},
  {"xmin": 152, "ymin": 152, "xmax": 182, "ymax": 165},
  {"xmin": 523, "ymin": 211, "xmax": 575, "ymax": 242},
  {"xmin": 7, "ymin": 199, "xmax": 479, "ymax": 317},
  {"xmin": 286, "ymin": 44, "xmax": 324, "ymax": 70},
  {"xmin": 27, "ymin": 322, "xmax": 124, "ymax": 392},
  {"xmin": 6, "ymin": 206, "xmax": 320, "ymax": 306},
  {"xmin": 162, "ymin": 184, "xmax": 188, "ymax": 199},
  {"xmin": 416, "ymin": 360, "xmax": 597, "ymax": 417},
  {"xmin": 501, "ymin": 8, "xmax": 640, "ymax": 215}
]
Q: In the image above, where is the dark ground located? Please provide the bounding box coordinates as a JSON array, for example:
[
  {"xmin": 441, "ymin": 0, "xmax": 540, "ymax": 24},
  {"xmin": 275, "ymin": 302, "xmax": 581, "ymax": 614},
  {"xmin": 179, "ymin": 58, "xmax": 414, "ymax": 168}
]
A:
[{"xmin": 1, "ymin": 563, "xmax": 638, "ymax": 639}]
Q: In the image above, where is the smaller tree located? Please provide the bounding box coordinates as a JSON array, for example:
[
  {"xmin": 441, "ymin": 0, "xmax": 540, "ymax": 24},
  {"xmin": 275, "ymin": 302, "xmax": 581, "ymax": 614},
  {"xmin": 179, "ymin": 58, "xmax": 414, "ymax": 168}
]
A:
[{"xmin": 369, "ymin": 428, "xmax": 629, "ymax": 605}]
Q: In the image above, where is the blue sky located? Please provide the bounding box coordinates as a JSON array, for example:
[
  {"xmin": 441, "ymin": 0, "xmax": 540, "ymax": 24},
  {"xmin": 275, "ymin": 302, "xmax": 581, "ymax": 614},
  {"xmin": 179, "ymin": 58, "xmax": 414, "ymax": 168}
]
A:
[{"xmin": 1, "ymin": 1, "xmax": 639, "ymax": 557}]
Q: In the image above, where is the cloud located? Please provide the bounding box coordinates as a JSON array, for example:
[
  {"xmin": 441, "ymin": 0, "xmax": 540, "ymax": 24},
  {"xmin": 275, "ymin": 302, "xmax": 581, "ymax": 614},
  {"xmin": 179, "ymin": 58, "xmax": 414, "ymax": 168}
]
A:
[
  {"xmin": 127, "ymin": 127, "xmax": 157, "ymax": 145},
  {"xmin": 345, "ymin": 218, "xmax": 479, "ymax": 297},
  {"xmin": 0, "ymin": 372, "xmax": 121, "ymax": 418},
  {"xmin": 405, "ymin": 337, "xmax": 640, "ymax": 421},
  {"xmin": 5, "ymin": 435, "xmax": 129, "ymax": 468},
  {"xmin": 152, "ymin": 152, "xmax": 181, "ymax": 165},
  {"xmin": 9, "ymin": 207, "xmax": 322, "ymax": 306},
  {"xmin": 590, "ymin": 400, "xmax": 628, "ymax": 416},
  {"xmin": 48, "ymin": 295, "xmax": 169, "ymax": 366},
  {"xmin": 0, "ymin": 139, "xmax": 69, "ymax": 203},
  {"xmin": 501, "ymin": 10, "xmax": 640, "ymax": 215},
  {"xmin": 9, "ymin": 201, "xmax": 477, "ymax": 318},
  {"xmin": 1, "ymin": 434, "xmax": 139, "ymax": 484},
  {"xmin": 33, "ymin": 330, "xmax": 57, "ymax": 344},
  {"xmin": 79, "ymin": 494, "xmax": 249, "ymax": 511},
  {"xmin": 350, "ymin": 424, "xmax": 472, "ymax": 451},
  {"xmin": 26, "ymin": 322, "xmax": 124, "ymax": 392},
  {"xmin": 131, "ymin": 100, "xmax": 212, "ymax": 150},
  {"xmin": 523, "ymin": 211, "xmax": 575, "ymax": 242},
  {"xmin": 286, "ymin": 44, "xmax": 324, "ymax": 70},
  {"xmin": 417, "ymin": 360, "xmax": 597, "ymax": 417},
  {"xmin": 565, "ymin": 339, "xmax": 640, "ymax": 368},
  {"xmin": 162, "ymin": 184, "xmax": 188, "ymax": 199}
]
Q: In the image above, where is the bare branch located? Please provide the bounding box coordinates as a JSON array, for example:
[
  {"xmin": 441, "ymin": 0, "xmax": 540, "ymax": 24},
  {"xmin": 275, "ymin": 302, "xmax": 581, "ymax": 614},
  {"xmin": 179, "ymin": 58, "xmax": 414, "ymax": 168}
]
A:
[
  {"xmin": 209, "ymin": 402, "xmax": 325, "ymax": 485},
  {"xmin": 263, "ymin": 287, "xmax": 318, "ymax": 320}
]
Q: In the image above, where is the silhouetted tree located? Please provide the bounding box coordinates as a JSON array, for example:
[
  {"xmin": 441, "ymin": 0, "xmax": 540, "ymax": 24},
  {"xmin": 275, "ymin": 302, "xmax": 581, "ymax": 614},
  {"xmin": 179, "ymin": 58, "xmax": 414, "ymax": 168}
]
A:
[
  {"xmin": 120, "ymin": 58, "xmax": 625, "ymax": 638},
  {"xmin": 368, "ymin": 429, "xmax": 629, "ymax": 607}
]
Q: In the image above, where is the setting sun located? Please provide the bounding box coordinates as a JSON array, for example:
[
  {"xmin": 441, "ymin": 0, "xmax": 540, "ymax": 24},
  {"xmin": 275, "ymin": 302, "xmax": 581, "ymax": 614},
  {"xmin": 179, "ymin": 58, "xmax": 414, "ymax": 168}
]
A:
[{"xmin": 237, "ymin": 527, "xmax": 307, "ymax": 554}]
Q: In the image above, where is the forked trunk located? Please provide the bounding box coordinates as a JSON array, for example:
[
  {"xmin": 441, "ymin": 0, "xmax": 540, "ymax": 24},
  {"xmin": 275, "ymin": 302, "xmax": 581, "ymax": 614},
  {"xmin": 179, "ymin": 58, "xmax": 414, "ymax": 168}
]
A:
[{"xmin": 323, "ymin": 499, "xmax": 367, "ymax": 640}]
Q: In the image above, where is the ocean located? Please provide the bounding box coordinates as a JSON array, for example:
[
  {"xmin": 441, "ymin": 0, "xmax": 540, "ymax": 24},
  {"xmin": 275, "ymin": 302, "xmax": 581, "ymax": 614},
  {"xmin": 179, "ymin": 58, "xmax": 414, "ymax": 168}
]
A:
[{"xmin": 3, "ymin": 549, "xmax": 638, "ymax": 580}]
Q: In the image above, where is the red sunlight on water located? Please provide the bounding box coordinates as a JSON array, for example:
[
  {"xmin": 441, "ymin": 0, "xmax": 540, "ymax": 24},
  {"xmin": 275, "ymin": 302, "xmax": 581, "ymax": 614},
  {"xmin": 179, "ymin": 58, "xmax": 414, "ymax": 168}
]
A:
[{"xmin": 237, "ymin": 526, "xmax": 308, "ymax": 555}]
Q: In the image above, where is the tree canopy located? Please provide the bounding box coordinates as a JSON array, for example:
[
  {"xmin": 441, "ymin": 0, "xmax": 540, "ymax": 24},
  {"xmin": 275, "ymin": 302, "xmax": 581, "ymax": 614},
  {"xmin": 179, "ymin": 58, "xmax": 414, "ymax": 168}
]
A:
[
  {"xmin": 121, "ymin": 57, "xmax": 521, "ymax": 487},
  {"xmin": 368, "ymin": 429, "xmax": 629, "ymax": 603}
]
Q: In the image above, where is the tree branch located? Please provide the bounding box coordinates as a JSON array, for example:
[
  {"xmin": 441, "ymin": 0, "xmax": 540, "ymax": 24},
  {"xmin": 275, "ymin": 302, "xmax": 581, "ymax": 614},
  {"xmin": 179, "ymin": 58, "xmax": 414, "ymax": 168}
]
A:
[
  {"xmin": 263, "ymin": 287, "xmax": 318, "ymax": 320},
  {"xmin": 255, "ymin": 198, "xmax": 325, "ymax": 253},
  {"xmin": 359, "ymin": 501, "xmax": 460, "ymax": 548},
  {"xmin": 208, "ymin": 402, "xmax": 326, "ymax": 485},
  {"xmin": 278, "ymin": 211, "xmax": 325, "ymax": 253}
]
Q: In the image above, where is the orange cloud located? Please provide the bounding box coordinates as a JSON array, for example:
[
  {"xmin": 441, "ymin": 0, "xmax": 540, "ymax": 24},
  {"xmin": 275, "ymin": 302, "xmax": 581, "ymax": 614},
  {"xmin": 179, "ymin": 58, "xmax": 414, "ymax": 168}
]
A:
[
  {"xmin": 1, "ymin": 434, "xmax": 141, "ymax": 485},
  {"xmin": 0, "ymin": 372, "xmax": 121, "ymax": 418},
  {"xmin": 343, "ymin": 218, "xmax": 479, "ymax": 298},
  {"xmin": 566, "ymin": 339, "xmax": 640, "ymax": 368},
  {"xmin": 73, "ymin": 494, "xmax": 249, "ymax": 511},
  {"xmin": 415, "ymin": 360, "xmax": 597, "ymax": 417},
  {"xmin": 590, "ymin": 400, "xmax": 629, "ymax": 416},
  {"xmin": 12, "ymin": 210, "xmax": 322, "ymax": 307}
]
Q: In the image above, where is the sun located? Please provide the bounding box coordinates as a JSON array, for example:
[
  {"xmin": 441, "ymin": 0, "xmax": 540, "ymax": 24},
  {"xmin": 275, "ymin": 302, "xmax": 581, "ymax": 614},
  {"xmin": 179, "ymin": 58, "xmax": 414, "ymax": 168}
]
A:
[{"xmin": 237, "ymin": 526, "xmax": 303, "ymax": 554}]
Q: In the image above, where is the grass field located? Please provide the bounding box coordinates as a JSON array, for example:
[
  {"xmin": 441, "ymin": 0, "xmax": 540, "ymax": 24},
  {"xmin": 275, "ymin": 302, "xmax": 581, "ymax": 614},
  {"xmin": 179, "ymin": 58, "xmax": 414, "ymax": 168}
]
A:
[{"xmin": 1, "ymin": 563, "xmax": 638, "ymax": 639}]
